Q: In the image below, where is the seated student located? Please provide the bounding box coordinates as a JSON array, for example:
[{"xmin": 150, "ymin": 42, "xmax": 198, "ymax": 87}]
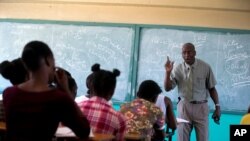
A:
[
  {"xmin": 75, "ymin": 69, "xmax": 113, "ymax": 105},
  {"xmin": 240, "ymin": 105, "xmax": 250, "ymax": 125},
  {"xmin": 58, "ymin": 68, "xmax": 78, "ymax": 99},
  {"xmin": 154, "ymin": 81, "xmax": 177, "ymax": 130},
  {"xmin": 75, "ymin": 73, "xmax": 93, "ymax": 103},
  {"xmin": 3, "ymin": 41, "xmax": 90, "ymax": 141},
  {"xmin": 0, "ymin": 58, "xmax": 28, "ymax": 85},
  {"xmin": 0, "ymin": 58, "xmax": 29, "ymax": 122},
  {"xmin": 143, "ymin": 80, "xmax": 176, "ymax": 139},
  {"xmin": 78, "ymin": 64, "xmax": 126, "ymax": 141},
  {"xmin": 67, "ymin": 76, "xmax": 77, "ymax": 99},
  {"xmin": 56, "ymin": 69, "xmax": 79, "ymax": 129},
  {"xmin": 120, "ymin": 80, "xmax": 165, "ymax": 141},
  {"xmin": 50, "ymin": 68, "xmax": 78, "ymax": 99},
  {"xmin": 0, "ymin": 99, "xmax": 3, "ymax": 122}
]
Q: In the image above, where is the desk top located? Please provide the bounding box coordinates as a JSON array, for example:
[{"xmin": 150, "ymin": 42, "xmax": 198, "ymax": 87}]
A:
[
  {"xmin": 56, "ymin": 133, "xmax": 115, "ymax": 141},
  {"xmin": 56, "ymin": 127, "xmax": 115, "ymax": 141},
  {"xmin": 90, "ymin": 133, "xmax": 114, "ymax": 141},
  {"xmin": 124, "ymin": 133, "xmax": 147, "ymax": 140},
  {"xmin": 0, "ymin": 122, "xmax": 114, "ymax": 141},
  {"xmin": 0, "ymin": 121, "xmax": 5, "ymax": 130}
]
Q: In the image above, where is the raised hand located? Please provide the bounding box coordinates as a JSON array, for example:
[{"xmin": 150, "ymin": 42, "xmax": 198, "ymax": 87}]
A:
[
  {"xmin": 165, "ymin": 56, "xmax": 174, "ymax": 73},
  {"xmin": 54, "ymin": 67, "xmax": 69, "ymax": 92}
]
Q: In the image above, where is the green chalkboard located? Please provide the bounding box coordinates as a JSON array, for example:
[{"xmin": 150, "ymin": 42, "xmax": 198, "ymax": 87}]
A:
[
  {"xmin": 137, "ymin": 27, "xmax": 250, "ymax": 112},
  {"xmin": 1, "ymin": 19, "xmax": 250, "ymax": 112},
  {"xmin": 0, "ymin": 20, "xmax": 135, "ymax": 103}
]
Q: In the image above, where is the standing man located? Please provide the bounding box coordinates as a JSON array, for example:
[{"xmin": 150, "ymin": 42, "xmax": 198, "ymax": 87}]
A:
[{"xmin": 164, "ymin": 43, "xmax": 221, "ymax": 141}]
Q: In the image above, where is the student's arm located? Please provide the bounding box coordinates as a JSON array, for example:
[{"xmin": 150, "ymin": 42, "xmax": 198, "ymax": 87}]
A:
[
  {"xmin": 116, "ymin": 114, "xmax": 127, "ymax": 141},
  {"xmin": 153, "ymin": 124, "xmax": 165, "ymax": 140},
  {"xmin": 54, "ymin": 68, "xmax": 72, "ymax": 97},
  {"xmin": 164, "ymin": 97, "xmax": 177, "ymax": 130},
  {"xmin": 59, "ymin": 93, "xmax": 90, "ymax": 139},
  {"xmin": 153, "ymin": 107, "xmax": 166, "ymax": 140}
]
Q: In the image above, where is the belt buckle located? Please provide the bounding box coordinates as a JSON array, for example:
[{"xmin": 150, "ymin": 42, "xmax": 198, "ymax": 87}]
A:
[{"xmin": 190, "ymin": 100, "xmax": 207, "ymax": 104}]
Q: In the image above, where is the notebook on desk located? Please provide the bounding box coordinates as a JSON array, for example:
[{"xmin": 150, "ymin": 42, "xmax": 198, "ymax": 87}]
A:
[
  {"xmin": 176, "ymin": 117, "xmax": 189, "ymax": 123},
  {"xmin": 55, "ymin": 127, "xmax": 94, "ymax": 137}
]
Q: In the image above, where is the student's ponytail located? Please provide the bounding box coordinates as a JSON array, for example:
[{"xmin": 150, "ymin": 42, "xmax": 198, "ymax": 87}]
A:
[
  {"xmin": 0, "ymin": 61, "xmax": 14, "ymax": 80},
  {"xmin": 91, "ymin": 63, "xmax": 101, "ymax": 72},
  {"xmin": 112, "ymin": 69, "xmax": 120, "ymax": 77}
]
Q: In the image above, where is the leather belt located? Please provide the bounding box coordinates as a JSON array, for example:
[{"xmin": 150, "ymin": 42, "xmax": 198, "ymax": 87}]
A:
[{"xmin": 190, "ymin": 100, "xmax": 207, "ymax": 104}]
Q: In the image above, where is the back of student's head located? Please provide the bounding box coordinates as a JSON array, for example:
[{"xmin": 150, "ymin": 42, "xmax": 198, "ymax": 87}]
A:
[
  {"xmin": 52, "ymin": 68, "xmax": 77, "ymax": 98},
  {"xmin": 137, "ymin": 80, "xmax": 162, "ymax": 102},
  {"xmin": 0, "ymin": 58, "xmax": 27, "ymax": 85},
  {"xmin": 21, "ymin": 41, "xmax": 53, "ymax": 71},
  {"xmin": 68, "ymin": 76, "xmax": 77, "ymax": 98},
  {"xmin": 64, "ymin": 69, "xmax": 72, "ymax": 78},
  {"xmin": 91, "ymin": 64, "xmax": 120, "ymax": 98},
  {"xmin": 86, "ymin": 73, "xmax": 94, "ymax": 95}
]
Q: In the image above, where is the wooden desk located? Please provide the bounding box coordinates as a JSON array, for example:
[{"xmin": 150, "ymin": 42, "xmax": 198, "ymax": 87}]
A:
[
  {"xmin": 90, "ymin": 133, "xmax": 114, "ymax": 141},
  {"xmin": 124, "ymin": 133, "xmax": 147, "ymax": 141},
  {"xmin": 0, "ymin": 121, "xmax": 6, "ymax": 141},
  {"xmin": 56, "ymin": 133, "xmax": 114, "ymax": 141},
  {"xmin": 0, "ymin": 121, "xmax": 6, "ymax": 130}
]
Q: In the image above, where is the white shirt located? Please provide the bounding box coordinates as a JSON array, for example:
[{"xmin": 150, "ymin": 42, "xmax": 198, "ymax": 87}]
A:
[
  {"xmin": 75, "ymin": 95, "xmax": 113, "ymax": 106},
  {"xmin": 155, "ymin": 93, "xmax": 166, "ymax": 117},
  {"xmin": 75, "ymin": 95, "xmax": 89, "ymax": 103}
]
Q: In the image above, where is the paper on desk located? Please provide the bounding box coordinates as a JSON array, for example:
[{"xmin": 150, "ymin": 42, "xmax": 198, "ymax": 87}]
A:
[
  {"xmin": 176, "ymin": 118, "xmax": 189, "ymax": 123},
  {"xmin": 55, "ymin": 127, "xmax": 94, "ymax": 137}
]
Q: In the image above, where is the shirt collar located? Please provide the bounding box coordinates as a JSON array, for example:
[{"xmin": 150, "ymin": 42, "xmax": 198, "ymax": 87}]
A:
[
  {"xmin": 184, "ymin": 58, "xmax": 197, "ymax": 70},
  {"xmin": 90, "ymin": 96, "xmax": 110, "ymax": 105}
]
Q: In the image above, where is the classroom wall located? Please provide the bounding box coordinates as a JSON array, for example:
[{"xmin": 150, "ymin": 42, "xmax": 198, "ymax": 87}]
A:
[{"xmin": 0, "ymin": 0, "xmax": 250, "ymax": 30}]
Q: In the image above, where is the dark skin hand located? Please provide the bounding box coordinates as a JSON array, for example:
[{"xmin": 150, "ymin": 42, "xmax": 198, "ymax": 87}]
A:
[
  {"xmin": 210, "ymin": 88, "xmax": 221, "ymax": 124},
  {"xmin": 164, "ymin": 56, "xmax": 174, "ymax": 91}
]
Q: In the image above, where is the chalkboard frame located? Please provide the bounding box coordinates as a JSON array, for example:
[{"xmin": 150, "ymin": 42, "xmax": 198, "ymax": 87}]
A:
[{"xmin": 1, "ymin": 18, "xmax": 250, "ymax": 113}]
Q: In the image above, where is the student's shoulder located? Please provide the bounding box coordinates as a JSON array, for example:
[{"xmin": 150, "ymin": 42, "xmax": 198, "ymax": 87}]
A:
[
  {"xmin": 50, "ymin": 89, "xmax": 73, "ymax": 101},
  {"xmin": 150, "ymin": 102, "xmax": 164, "ymax": 114},
  {"xmin": 113, "ymin": 108, "xmax": 126, "ymax": 124},
  {"xmin": 164, "ymin": 96, "xmax": 172, "ymax": 103},
  {"xmin": 104, "ymin": 103, "xmax": 123, "ymax": 118},
  {"xmin": 3, "ymin": 86, "xmax": 17, "ymax": 92},
  {"xmin": 120, "ymin": 102, "xmax": 131, "ymax": 110},
  {"xmin": 2, "ymin": 86, "xmax": 18, "ymax": 96},
  {"xmin": 75, "ymin": 95, "xmax": 89, "ymax": 103}
]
